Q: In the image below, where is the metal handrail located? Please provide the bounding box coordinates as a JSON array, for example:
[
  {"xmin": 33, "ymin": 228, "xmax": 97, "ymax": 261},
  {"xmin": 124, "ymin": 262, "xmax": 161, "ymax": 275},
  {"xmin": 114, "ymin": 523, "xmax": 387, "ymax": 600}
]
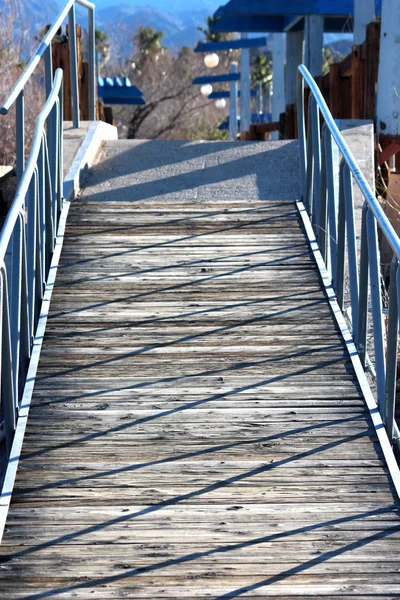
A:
[
  {"xmin": 0, "ymin": 69, "xmax": 64, "ymax": 456},
  {"xmin": 0, "ymin": 72, "xmax": 63, "ymax": 258},
  {"xmin": 297, "ymin": 65, "xmax": 400, "ymax": 260},
  {"xmin": 297, "ymin": 64, "xmax": 400, "ymax": 447},
  {"xmin": 0, "ymin": 0, "xmax": 95, "ymax": 179}
]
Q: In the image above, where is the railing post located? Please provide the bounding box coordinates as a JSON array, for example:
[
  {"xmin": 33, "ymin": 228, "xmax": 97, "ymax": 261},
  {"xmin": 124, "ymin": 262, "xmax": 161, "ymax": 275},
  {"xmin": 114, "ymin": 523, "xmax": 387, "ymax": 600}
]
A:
[
  {"xmin": 68, "ymin": 4, "xmax": 80, "ymax": 128},
  {"xmin": 88, "ymin": 4, "xmax": 96, "ymax": 121},
  {"xmin": 358, "ymin": 203, "xmax": 369, "ymax": 368},
  {"xmin": 256, "ymin": 81, "xmax": 262, "ymax": 115},
  {"xmin": 385, "ymin": 259, "xmax": 399, "ymax": 443},
  {"xmin": 16, "ymin": 90, "xmax": 25, "ymax": 183},
  {"xmin": 367, "ymin": 209, "xmax": 386, "ymax": 413},
  {"xmin": 336, "ymin": 161, "xmax": 346, "ymax": 310}
]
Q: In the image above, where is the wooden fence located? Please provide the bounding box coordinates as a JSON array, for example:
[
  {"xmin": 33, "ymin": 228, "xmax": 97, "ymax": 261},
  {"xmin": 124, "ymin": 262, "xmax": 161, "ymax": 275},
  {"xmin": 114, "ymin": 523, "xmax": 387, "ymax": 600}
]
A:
[
  {"xmin": 51, "ymin": 24, "xmax": 102, "ymax": 121},
  {"xmin": 279, "ymin": 21, "xmax": 381, "ymax": 140}
]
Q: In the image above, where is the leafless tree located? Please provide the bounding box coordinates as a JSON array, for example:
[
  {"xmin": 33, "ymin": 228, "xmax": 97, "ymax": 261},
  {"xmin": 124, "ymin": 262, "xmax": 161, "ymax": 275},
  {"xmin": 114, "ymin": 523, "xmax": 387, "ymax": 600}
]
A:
[
  {"xmin": 104, "ymin": 41, "xmax": 230, "ymax": 140},
  {"xmin": 0, "ymin": 0, "xmax": 45, "ymax": 167}
]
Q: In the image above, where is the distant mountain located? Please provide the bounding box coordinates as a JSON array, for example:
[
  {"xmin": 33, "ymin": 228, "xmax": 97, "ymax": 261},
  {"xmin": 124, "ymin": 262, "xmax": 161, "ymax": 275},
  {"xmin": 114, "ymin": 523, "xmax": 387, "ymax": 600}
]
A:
[
  {"xmin": 96, "ymin": 4, "xmax": 215, "ymax": 52},
  {"xmin": 0, "ymin": 0, "xmax": 61, "ymax": 31},
  {"xmin": 325, "ymin": 35, "xmax": 353, "ymax": 60},
  {"xmin": 93, "ymin": 0, "xmax": 220, "ymax": 11}
]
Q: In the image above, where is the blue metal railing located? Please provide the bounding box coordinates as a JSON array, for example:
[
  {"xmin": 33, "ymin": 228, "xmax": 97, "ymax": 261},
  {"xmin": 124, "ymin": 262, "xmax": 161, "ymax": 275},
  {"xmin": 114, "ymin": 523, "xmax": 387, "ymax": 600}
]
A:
[
  {"xmin": 297, "ymin": 64, "xmax": 400, "ymax": 446},
  {"xmin": 0, "ymin": 0, "xmax": 96, "ymax": 457},
  {"xmin": 0, "ymin": 0, "xmax": 96, "ymax": 182},
  {"xmin": 0, "ymin": 71, "xmax": 63, "ymax": 453}
]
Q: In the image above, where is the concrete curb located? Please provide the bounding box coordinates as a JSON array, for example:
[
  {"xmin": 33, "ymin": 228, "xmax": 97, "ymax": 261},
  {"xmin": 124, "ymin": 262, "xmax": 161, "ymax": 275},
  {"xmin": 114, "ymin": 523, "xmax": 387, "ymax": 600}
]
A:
[{"xmin": 63, "ymin": 121, "xmax": 118, "ymax": 202}]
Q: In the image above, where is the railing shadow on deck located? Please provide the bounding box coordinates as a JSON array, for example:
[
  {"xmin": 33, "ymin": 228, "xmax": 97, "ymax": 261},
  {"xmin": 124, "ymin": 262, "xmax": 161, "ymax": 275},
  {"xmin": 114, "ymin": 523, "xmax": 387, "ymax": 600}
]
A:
[
  {"xmin": 18, "ymin": 342, "xmax": 351, "ymax": 466},
  {"xmin": 49, "ymin": 244, "xmax": 316, "ymax": 320},
  {"xmin": 55, "ymin": 204, "xmax": 295, "ymax": 241},
  {"xmin": 4, "ymin": 522, "xmax": 400, "ymax": 599},
  {"xmin": 44, "ymin": 283, "xmax": 318, "ymax": 340}
]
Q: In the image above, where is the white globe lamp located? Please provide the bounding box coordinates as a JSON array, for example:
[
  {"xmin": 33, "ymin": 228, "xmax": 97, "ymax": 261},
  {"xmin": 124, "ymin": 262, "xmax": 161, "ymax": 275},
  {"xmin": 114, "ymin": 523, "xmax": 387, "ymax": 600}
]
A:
[
  {"xmin": 204, "ymin": 53, "xmax": 219, "ymax": 68},
  {"xmin": 215, "ymin": 98, "xmax": 226, "ymax": 109},
  {"xmin": 200, "ymin": 84, "xmax": 213, "ymax": 96}
]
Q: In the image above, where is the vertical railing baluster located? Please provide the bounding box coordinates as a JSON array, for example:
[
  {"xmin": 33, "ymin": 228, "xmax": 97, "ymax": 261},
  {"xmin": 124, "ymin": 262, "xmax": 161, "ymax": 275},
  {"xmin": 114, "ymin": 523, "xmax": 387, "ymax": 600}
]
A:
[
  {"xmin": 18, "ymin": 214, "xmax": 31, "ymax": 395},
  {"xmin": 26, "ymin": 172, "xmax": 38, "ymax": 342},
  {"xmin": 1, "ymin": 267, "xmax": 17, "ymax": 454},
  {"xmin": 68, "ymin": 4, "xmax": 80, "ymax": 128},
  {"xmin": 34, "ymin": 174, "xmax": 43, "ymax": 333},
  {"xmin": 311, "ymin": 97, "xmax": 321, "ymax": 235},
  {"xmin": 343, "ymin": 163, "xmax": 359, "ymax": 343},
  {"xmin": 16, "ymin": 90, "xmax": 25, "ymax": 183},
  {"xmin": 48, "ymin": 103, "xmax": 58, "ymax": 235},
  {"xmin": 367, "ymin": 209, "xmax": 386, "ymax": 413},
  {"xmin": 7, "ymin": 223, "xmax": 23, "ymax": 407},
  {"xmin": 385, "ymin": 259, "xmax": 399, "ymax": 444},
  {"xmin": 358, "ymin": 203, "xmax": 369, "ymax": 368},
  {"xmin": 305, "ymin": 98, "xmax": 314, "ymax": 217},
  {"xmin": 297, "ymin": 72, "xmax": 307, "ymax": 203},
  {"xmin": 336, "ymin": 161, "xmax": 346, "ymax": 310},
  {"xmin": 58, "ymin": 86, "xmax": 64, "ymax": 215},
  {"xmin": 325, "ymin": 130, "xmax": 338, "ymax": 288},
  {"xmin": 43, "ymin": 139, "xmax": 55, "ymax": 270},
  {"xmin": 38, "ymin": 137, "xmax": 47, "ymax": 287},
  {"xmin": 319, "ymin": 124, "xmax": 328, "ymax": 263}
]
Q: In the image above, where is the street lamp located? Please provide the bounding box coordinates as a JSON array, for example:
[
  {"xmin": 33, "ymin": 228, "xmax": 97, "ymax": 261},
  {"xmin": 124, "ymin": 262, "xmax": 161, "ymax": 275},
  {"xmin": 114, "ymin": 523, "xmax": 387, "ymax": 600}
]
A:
[
  {"xmin": 200, "ymin": 84, "xmax": 213, "ymax": 96},
  {"xmin": 204, "ymin": 53, "xmax": 219, "ymax": 68}
]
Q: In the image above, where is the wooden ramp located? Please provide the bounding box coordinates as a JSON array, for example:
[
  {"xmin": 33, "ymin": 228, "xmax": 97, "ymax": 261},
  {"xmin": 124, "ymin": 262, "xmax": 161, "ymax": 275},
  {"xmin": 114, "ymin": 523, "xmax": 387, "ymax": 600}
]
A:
[{"xmin": 0, "ymin": 140, "xmax": 400, "ymax": 598}]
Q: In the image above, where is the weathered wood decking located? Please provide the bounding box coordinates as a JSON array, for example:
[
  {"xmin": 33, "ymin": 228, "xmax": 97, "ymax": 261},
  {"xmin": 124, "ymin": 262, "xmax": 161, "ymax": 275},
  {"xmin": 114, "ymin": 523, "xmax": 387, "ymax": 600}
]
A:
[{"xmin": 0, "ymin": 140, "xmax": 399, "ymax": 598}]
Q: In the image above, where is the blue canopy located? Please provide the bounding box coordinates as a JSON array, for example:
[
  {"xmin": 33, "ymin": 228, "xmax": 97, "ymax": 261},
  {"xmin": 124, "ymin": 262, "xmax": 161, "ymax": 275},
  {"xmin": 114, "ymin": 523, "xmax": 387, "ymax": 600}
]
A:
[
  {"xmin": 193, "ymin": 73, "xmax": 241, "ymax": 85},
  {"xmin": 194, "ymin": 37, "xmax": 267, "ymax": 52},
  {"xmin": 98, "ymin": 76, "xmax": 146, "ymax": 106},
  {"xmin": 212, "ymin": 0, "xmax": 382, "ymax": 33}
]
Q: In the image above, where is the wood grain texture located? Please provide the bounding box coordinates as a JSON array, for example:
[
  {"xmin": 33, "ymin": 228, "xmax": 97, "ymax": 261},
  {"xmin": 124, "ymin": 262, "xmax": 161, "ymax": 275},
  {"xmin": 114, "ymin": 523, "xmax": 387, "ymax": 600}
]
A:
[{"xmin": 0, "ymin": 197, "xmax": 399, "ymax": 599}]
